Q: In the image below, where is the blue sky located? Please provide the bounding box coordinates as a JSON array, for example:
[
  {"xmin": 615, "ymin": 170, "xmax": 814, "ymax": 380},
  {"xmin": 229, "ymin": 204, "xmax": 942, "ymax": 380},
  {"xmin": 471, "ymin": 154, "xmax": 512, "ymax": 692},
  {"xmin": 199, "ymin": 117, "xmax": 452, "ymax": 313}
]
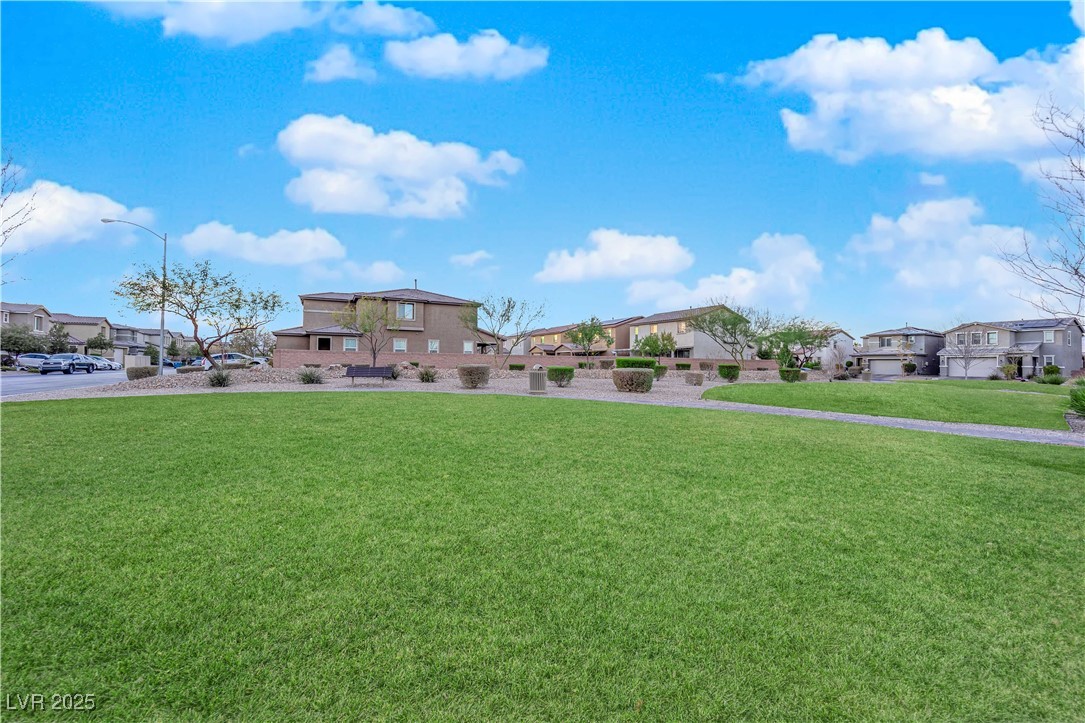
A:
[{"xmin": 2, "ymin": 1, "xmax": 1083, "ymax": 335}]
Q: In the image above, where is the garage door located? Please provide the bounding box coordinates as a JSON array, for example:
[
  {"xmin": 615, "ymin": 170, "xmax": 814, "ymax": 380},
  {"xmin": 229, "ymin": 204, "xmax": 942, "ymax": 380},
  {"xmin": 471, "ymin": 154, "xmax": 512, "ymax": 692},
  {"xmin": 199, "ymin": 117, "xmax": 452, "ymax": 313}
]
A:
[
  {"xmin": 868, "ymin": 359, "xmax": 902, "ymax": 375},
  {"xmin": 948, "ymin": 357, "xmax": 998, "ymax": 378}
]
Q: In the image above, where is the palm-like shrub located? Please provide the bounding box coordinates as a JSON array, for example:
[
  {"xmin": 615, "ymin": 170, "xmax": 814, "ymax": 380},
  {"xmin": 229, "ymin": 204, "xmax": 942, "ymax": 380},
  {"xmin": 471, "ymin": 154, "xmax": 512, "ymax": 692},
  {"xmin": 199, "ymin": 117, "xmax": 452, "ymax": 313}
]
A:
[
  {"xmin": 207, "ymin": 369, "xmax": 232, "ymax": 387},
  {"xmin": 418, "ymin": 366, "xmax": 439, "ymax": 383},
  {"xmin": 1069, "ymin": 386, "xmax": 1085, "ymax": 414},
  {"xmin": 298, "ymin": 368, "xmax": 324, "ymax": 384}
]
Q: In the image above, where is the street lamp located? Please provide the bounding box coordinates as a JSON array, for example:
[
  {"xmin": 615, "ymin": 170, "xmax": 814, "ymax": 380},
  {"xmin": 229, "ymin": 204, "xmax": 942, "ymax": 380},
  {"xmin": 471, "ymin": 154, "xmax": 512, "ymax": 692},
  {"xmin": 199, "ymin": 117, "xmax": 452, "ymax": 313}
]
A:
[{"xmin": 101, "ymin": 218, "xmax": 168, "ymax": 377}]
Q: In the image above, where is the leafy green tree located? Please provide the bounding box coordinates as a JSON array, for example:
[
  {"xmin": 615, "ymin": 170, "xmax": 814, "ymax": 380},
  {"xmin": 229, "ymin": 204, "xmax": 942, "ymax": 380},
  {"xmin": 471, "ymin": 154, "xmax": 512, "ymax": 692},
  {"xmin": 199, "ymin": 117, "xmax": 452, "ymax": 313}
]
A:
[
  {"xmin": 145, "ymin": 343, "xmax": 159, "ymax": 365},
  {"xmin": 763, "ymin": 321, "xmax": 833, "ymax": 369},
  {"xmin": 687, "ymin": 301, "xmax": 777, "ymax": 367},
  {"xmin": 635, "ymin": 332, "xmax": 677, "ymax": 359},
  {"xmin": 0, "ymin": 323, "xmax": 45, "ymax": 356},
  {"xmin": 45, "ymin": 323, "xmax": 71, "ymax": 354},
  {"xmin": 86, "ymin": 333, "xmax": 114, "ymax": 356},
  {"xmin": 166, "ymin": 338, "xmax": 181, "ymax": 358},
  {"xmin": 565, "ymin": 317, "xmax": 613, "ymax": 367},
  {"xmin": 114, "ymin": 259, "xmax": 285, "ymax": 368}
]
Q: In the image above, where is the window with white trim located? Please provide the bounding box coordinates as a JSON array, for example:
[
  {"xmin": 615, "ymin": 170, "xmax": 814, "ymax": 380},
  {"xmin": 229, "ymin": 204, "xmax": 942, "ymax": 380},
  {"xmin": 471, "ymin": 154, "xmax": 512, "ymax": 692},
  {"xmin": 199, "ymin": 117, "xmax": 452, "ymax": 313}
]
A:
[
  {"xmin": 632, "ymin": 327, "xmax": 640, "ymax": 343},
  {"xmin": 463, "ymin": 341, "xmax": 473, "ymax": 354},
  {"xmin": 651, "ymin": 324, "xmax": 658, "ymax": 334},
  {"xmin": 907, "ymin": 335, "xmax": 916, "ymax": 344},
  {"xmin": 1043, "ymin": 355, "xmax": 1055, "ymax": 366},
  {"xmin": 955, "ymin": 332, "xmax": 966, "ymax": 345},
  {"xmin": 393, "ymin": 338, "xmax": 407, "ymax": 353},
  {"xmin": 970, "ymin": 332, "xmax": 982, "ymax": 345},
  {"xmin": 428, "ymin": 339, "xmax": 439, "ymax": 354},
  {"xmin": 1043, "ymin": 330, "xmax": 1055, "ymax": 343},
  {"xmin": 879, "ymin": 337, "xmax": 892, "ymax": 348},
  {"xmin": 1068, "ymin": 331, "xmax": 1073, "ymax": 346},
  {"xmin": 343, "ymin": 338, "xmax": 358, "ymax": 352},
  {"xmin": 678, "ymin": 321, "xmax": 687, "ymax": 334},
  {"xmin": 33, "ymin": 315, "xmax": 44, "ymax": 332},
  {"xmin": 396, "ymin": 302, "xmax": 415, "ymax": 321},
  {"xmin": 986, "ymin": 331, "xmax": 998, "ymax": 345},
  {"xmin": 2, "ymin": 311, "xmax": 8, "ymax": 323}
]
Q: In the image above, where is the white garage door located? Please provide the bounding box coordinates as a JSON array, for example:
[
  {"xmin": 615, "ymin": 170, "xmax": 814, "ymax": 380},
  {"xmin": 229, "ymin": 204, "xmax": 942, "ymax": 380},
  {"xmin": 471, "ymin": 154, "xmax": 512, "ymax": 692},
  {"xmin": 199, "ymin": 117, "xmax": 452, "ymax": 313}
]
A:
[
  {"xmin": 868, "ymin": 359, "xmax": 901, "ymax": 375},
  {"xmin": 948, "ymin": 357, "xmax": 998, "ymax": 378}
]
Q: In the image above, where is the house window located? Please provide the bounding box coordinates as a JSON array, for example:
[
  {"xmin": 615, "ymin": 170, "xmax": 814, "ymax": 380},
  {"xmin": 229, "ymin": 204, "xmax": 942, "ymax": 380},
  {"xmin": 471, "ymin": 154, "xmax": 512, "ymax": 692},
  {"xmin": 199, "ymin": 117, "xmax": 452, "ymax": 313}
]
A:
[
  {"xmin": 879, "ymin": 337, "xmax": 892, "ymax": 348},
  {"xmin": 970, "ymin": 332, "xmax": 982, "ymax": 345},
  {"xmin": 317, "ymin": 337, "xmax": 331, "ymax": 351},
  {"xmin": 632, "ymin": 327, "xmax": 640, "ymax": 343},
  {"xmin": 463, "ymin": 341, "xmax": 473, "ymax": 354},
  {"xmin": 1068, "ymin": 331, "xmax": 1073, "ymax": 347},
  {"xmin": 2, "ymin": 311, "xmax": 8, "ymax": 323},
  {"xmin": 428, "ymin": 339, "xmax": 439, "ymax": 354},
  {"xmin": 393, "ymin": 338, "xmax": 407, "ymax": 353},
  {"xmin": 986, "ymin": 332, "xmax": 998, "ymax": 345},
  {"xmin": 396, "ymin": 302, "xmax": 415, "ymax": 321},
  {"xmin": 907, "ymin": 335, "xmax": 916, "ymax": 344},
  {"xmin": 940, "ymin": 356, "xmax": 947, "ymax": 366},
  {"xmin": 1043, "ymin": 355, "xmax": 1055, "ymax": 366},
  {"xmin": 1044, "ymin": 330, "xmax": 1055, "ymax": 343},
  {"xmin": 651, "ymin": 324, "xmax": 658, "ymax": 334},
  {"xmin": 955, "ymin": 332, "xmax": 966, "ymax": 345},
  {"xmin": 33, "ymin": 315, "xmax": 44, "ymax": 332},
  {"xmin": 678, "ymin": 321, "xmax": 687, "ymax": 334},
  {"xmin": 343, "ymin": 338, "xmax": 358, "ymax": 352}
]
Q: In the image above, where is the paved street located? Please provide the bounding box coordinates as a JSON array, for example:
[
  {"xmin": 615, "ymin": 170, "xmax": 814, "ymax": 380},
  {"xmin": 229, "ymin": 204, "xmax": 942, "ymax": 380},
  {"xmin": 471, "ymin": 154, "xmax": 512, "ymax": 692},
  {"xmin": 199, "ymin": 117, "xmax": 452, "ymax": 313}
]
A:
[{"xmin": 1, "ymin": 368, "xmax": 174, "ymax": 400}]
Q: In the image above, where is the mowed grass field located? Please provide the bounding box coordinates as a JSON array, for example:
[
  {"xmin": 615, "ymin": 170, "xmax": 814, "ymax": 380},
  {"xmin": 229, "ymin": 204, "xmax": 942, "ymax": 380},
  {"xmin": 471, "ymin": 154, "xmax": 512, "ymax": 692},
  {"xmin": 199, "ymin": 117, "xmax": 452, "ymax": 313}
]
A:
[
  {"xmin": 703, "ymin": 379, "xmax": 1073, "ymax": 429},
  {"xmin": 2, "ymin": 393, "xmax": 1083, "ymax": 720}
]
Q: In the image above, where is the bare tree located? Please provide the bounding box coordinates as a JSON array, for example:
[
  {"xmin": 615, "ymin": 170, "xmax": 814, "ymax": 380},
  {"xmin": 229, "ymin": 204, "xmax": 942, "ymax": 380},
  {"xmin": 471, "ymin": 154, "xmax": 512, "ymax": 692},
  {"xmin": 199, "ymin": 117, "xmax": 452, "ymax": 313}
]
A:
[
  {"xmin": 332, "ymin": 298, "xmax": 401, "ymax": 367},
  {"xmin": 823, "ymin": 340, "xmax": 849, "ymax": 382},
  {"xmin": 1, "ymin": 153, "xmax": 35, "ymax": 284},
  {"xmin": 941, "ymin": 323, "xmax": 983, "ymax": 380},
  {"xmin": 1000, "ymin": 102, "xmax": 1084, "ymax": 318},
  {"xmin": 460, "ymin": 295, "xmax": 545, "ymax": 369},
  {"xmin": 686, "ymin": 300, "xmax": 776, "ymax": 369},
  {"xmin": 115, "ymin": 260, "xmax": 284, "ymax": 368}
]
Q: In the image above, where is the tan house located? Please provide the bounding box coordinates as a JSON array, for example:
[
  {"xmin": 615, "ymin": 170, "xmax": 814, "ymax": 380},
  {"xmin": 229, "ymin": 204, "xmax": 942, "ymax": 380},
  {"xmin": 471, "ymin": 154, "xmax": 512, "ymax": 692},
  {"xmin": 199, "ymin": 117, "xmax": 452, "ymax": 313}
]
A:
[
  {"xmin": 1, "ymin": 302, "xmax": 53, "ymax": 336},
  {"xmin": 273, "ymin": 287, "xmax": 494, "ymax": 356},
  {"xmin": 528, "ymin": 316, "xmax": 643, "ymax": 356},
  {"xmin": 627, "ymin": 305, "xmax": 747, "ymax": 359},
  {"xmin": 50, "ymin": 314, "xmax": 115, "ymax": 354}
]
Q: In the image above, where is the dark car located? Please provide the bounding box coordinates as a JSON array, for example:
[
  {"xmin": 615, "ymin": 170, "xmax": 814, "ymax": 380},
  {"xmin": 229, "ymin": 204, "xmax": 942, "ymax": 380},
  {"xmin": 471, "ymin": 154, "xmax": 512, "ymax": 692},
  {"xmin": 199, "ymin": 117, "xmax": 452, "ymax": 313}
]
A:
[{"xmin": 40, "ymin": 353, "xmax": 96, "ymax": 375}]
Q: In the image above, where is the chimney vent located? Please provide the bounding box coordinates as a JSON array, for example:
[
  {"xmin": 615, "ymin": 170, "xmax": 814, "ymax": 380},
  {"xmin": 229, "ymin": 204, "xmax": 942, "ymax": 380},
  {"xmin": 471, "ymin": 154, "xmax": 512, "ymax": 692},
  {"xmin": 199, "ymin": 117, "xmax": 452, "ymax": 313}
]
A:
[{"xmin": 414, "ymin": 278, "xmax": 418, "ymax": 290}]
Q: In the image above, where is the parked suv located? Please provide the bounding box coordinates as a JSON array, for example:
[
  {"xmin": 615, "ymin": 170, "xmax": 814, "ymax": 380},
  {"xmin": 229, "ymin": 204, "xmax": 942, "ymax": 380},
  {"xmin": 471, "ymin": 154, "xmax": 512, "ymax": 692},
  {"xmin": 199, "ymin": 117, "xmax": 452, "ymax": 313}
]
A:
[
  {"xmin": 16, "ymin": 353, "xmax": 50, "ymax": 370},
  {"xmin": 88, "ymin": 355, "xmax": 122, "ymax": 371},
  {"xmin": 40, "ymin": 353, "xmax": 97, "ymax": 375}
]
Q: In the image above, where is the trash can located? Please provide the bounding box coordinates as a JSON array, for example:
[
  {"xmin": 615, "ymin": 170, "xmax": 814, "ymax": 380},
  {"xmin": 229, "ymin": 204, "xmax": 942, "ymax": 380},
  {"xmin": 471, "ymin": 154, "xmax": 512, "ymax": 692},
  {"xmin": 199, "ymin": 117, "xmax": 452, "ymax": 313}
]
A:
[{"xmin": 529, "ymin": 369, "xmax": 547, "ymax": 394}]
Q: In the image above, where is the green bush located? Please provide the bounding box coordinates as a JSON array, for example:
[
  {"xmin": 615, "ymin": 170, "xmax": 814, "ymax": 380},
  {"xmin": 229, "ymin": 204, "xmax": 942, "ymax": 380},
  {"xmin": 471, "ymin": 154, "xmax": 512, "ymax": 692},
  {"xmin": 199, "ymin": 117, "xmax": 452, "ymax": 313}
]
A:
[
  {"xmin": 409, "ymin": 361, "xmax": 420, "ymax": 368},
  {"xmin": 779, "ymin": 368, "xmax": 802, "ymax": 383},
  {"xmin": 616, "ymin": 357, "xmax": 656, "ymax": 369},
  {"xmin": 653, "ymin": 365, "xmax": 668, "ymax": 380},
  {"xmin": 457, "ymin": 364, "xmax": 491, "ymax": 389},
  {"xmin": 675, "ymin": 362, "xmax": 691, "ymax": 371},
  {"xmin": 125, "ymin": 366, "xmax": 157, "ymax": 381},
  {"xmin": 508, "ymin": 363, "xmax": 526, "ymax": 371},
  {"xmin": 1036, "ymin": 374, "xmax": 1065, "ymax": 385},
  {"xmin": 207, "ymin": 369, "xmax": 232, "ymax": 387},
  {"xmin": 1074, "ymin": 377, "xmax": 1085, "ymax": 387},
  {"xmin": 577, "ymin": 362, "xmax": 587, "ymax": 369},
  {"xmin": 598, "ymin": 359, "xmax": 615, "ymax": 370},
  {"xmin": 612, "ymin": 368, "xmax": 653, "ymax": 393},
  {"xmin": 547, "ymin": 366, "xmax": 575, "ymax": 387},
  {"xmin": 298, "ymin": 368, "xmax": 324, "ymax": 384},
  {"xmin": 987, "ymin": 372, "xmax": 1001, "ymax": 380},
  {"xmin": 718, "ymin": 364, "xmax": 740, "ymax": 382},
  {"xmin": 176, "ymin": 366, "xmax": 203, "ymax": 374},
  {"xmin": 1043, "ymin": 364, "xmax": 1061, "ymax": 376},
  {"xmin": 1070, "ymin": 386, "xmax": 1085, "ymax": 415},
  {"xmin": 806, "ymin": 360, "xmax": 822, "ymax": 370},
  {"xmin": 1000, "ymin": 363, "xmax": 1018, "ymax": 380},
  {"xmin": 418, "ymin": 366, "xmax": 438, "ymax": 383},
  {"xmin": 845, "ymin": 361, "xmax": 853, "ymax": 368},
  {"xmin": 902, "ymin": 362, "xmax": 917, "ymax": 374}
]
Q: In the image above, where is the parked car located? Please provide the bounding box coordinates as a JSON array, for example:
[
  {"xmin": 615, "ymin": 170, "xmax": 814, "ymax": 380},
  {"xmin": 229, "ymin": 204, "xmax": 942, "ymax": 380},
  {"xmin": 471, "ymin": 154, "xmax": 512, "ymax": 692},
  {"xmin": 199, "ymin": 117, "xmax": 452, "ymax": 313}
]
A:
[
  {"xmin": 193, "ymin": 353, "xmax": 264, "ymax": 369},
  {"xmin": 88, "ymin": 355, "xmax": 122, "ymax": 371},
  {"xmin": 40, "ymin": 353, "xmax": 97, "ymax": 375},
  {"xmin": 15, "ymin": 352, "xmax": 50, "ymax": 370}
]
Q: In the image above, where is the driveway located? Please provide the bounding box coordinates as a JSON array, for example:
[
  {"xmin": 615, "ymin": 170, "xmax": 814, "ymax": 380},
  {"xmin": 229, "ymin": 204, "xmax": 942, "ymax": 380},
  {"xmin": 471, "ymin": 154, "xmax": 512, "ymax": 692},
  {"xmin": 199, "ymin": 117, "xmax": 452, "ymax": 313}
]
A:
[{"xmin": 0, "ymin": 368, "xmax": 174, "ymax": 399}]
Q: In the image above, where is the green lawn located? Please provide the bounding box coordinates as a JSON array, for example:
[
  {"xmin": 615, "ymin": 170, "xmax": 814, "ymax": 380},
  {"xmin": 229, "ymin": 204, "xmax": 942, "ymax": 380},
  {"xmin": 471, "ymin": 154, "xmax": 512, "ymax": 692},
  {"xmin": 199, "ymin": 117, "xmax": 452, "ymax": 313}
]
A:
[
  {"xmin": 900, "ymin": 377, "xmax": 1074, "ymax": 396},
  {"xmin": 703, "ymin": 379, "xmax": 1072, "ymax": 429},
  {"xmin": 3, "ymin": 393, "xmax": 1083, "ymax": 719}
]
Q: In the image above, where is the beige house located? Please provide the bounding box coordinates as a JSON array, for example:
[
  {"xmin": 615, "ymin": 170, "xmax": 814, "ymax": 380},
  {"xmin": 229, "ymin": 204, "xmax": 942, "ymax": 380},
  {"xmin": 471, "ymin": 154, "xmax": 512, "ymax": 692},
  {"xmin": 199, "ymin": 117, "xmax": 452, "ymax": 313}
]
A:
[
  {"xmin": 1, "ymin": 302, "xmax": 53, "ymax": 336},
  {"xmin": 528, "ymin": 316, "xmax": 643, "ymax": 356},
  {"xmin": 273, "ymin": 287, "xmax": 494, "ymax": 356},
  {"xmin": 50, "ymin": 314, "xmax": 115, "ymax": 354},
  {"xmin": 627, "ymin": 305, "xmax": 747, "ymax": 359}
]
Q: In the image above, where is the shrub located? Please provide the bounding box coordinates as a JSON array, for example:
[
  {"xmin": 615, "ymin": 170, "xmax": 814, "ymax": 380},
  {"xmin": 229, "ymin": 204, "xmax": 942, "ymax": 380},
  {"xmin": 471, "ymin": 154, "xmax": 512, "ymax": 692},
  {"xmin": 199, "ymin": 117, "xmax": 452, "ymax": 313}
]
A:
[
  {"xmin": 1043, "ymin": 364, "xmax": 1061, "ymax": 376},
  {"xmin": 508, "ymin": 363, "xmax": 526, "ymax": 371},
  {"xmin": 577, "ymin": 362, "xmax": 587, "ymax": 369},
  {"xmin": 598, "ymin": 359, "xmax": 615, "ymax": 370},
  {"xmin": 1070, "ymin": 386, "xmax": 1085, "ymax": 415},
  {"xmin": 675, "ymin": 362, "xmax": 691, "ymax": 371},
  {"xmin": 902, "ymin": 362, "xmax": 917, "ymax": 374},
  {"xmin": 1000, "ymin": 363, "xmax": 1018, "ymax": 380},
  {"xmin": 418, "ymin": 366, "xmax": 438, "ymax": 383},
  {"xmin": 987, "ymin": 371, "xmax": 1002, "ymax": 380},
  {"xmin": 845, "ymin": 360, "xmax": 854, "ymax": 368},
  {"xmin": 207, "ymin": 369, "xmax": 232, "ymax": 387},
  {"xmin": 409, "ymin": 361, "xmax": 420, "ymax": 368},
  {"xmin": 684, "ymin": 372, "xmax": 704, "ymax": 386},
  {"xmin": 176, "ymin": 366, "xmax": 203, "ymax": 374},
  {"xmin": 125, "ymin": 366, "xmax": 157, "ymax": 381},
  {"xmin": 779, "ymin": 368, "xmax": 802, "ymax": 383},
  {"xmin": 653, "ymin": 365, "xmax": 668, "ymax": 380},
  {"xmin": 806, "ymin": 360, "xmax": 822, "ymax": 370},
  {"xmin": 1036, "ymin": 374, "xmax": 1065, "ymax": 385},
  {"xmin": 616, "ymin": 357, "xmax": 655, "ymax": 369},
  {"xmin": 1075, "ymin": 377, "xmax": 1085, "ymax": 387},
  {"xmin": 718, "ymin": 364, "xmax": 740, "ymax": 382},
  {"xmin": 458, "ymin": 364, "xmax": 491, "ymax": 389},
  {"xmin": 547, "ymin": 366, "xmax": 575, "ymax": 387},
  {"xmin": 612, "ymin": 368, "xmax": 653, "ymax": 393},
  {"xmin": 298, "ymin": 368, "xmax": 324, "ymax": 384}
]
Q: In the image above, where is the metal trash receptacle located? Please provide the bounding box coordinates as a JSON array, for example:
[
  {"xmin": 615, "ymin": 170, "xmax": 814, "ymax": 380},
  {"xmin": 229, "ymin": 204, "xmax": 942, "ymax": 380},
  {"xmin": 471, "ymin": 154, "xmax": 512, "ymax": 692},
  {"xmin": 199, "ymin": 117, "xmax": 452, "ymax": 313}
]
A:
[{"xmin": 528, "ymin": 369, "xmax": 546, "ymax": 394}]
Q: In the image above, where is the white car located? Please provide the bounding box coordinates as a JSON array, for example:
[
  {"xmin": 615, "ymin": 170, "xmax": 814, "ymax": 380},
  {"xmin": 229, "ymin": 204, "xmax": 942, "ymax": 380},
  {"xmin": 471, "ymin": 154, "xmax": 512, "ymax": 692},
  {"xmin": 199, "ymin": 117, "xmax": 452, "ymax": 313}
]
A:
[
  {"xmin": 194, "ymin": 353, "xmax": 265, "ymax": 369},
  {"xmin": 16, "ymin": 353, "xmax": 49, "ymax": 370},
  {"xmin": 88, "ymin": 355, "xmax": 122, "ymax": 370}
]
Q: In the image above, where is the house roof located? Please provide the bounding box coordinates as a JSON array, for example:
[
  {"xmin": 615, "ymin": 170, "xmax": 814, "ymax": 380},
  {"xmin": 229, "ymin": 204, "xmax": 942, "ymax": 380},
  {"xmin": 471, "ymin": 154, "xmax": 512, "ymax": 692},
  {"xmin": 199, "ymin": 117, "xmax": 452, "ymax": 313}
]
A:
[
  {"xmin": 52, "ymin": 313, "xmax": 110, "ymax": 326},
  {"xmin": 305, "ymin": 324, "xmax": 359, "ymax": 336},
  {"xmin": 1, "ymin": 301, "xmax": 50, "ymax": 314},
  {"xmin": 66, "ymin": 334, "xmax": 85, "ymax": 345},
  {"xmin": 601, "ymin": 315, "xmax": 643, "ymax": 327},
  {"xmin": 863, "ymin": 326, "xmax": 943, "ymax": 337},
  {"xmin": 531, "ymin": 323, "xmax": 576, "ymax": 336},
  {"xmin": 299, "ymin": 288, "xmax": 476, "ymax": 306},
  {"xmin": 271, "ymin": 325, "xmax": 308, "ymax": 337},
  {"xmin": 636, "ymin": 304, "xmax": 727, "ymax": 326},
  {"xmin": 530, "ymin": 344, "xmax": 557, "ymax": 352},
  {"xmin": 944, "ymin": 317, "xmax": 1082, "ymax": 334}
]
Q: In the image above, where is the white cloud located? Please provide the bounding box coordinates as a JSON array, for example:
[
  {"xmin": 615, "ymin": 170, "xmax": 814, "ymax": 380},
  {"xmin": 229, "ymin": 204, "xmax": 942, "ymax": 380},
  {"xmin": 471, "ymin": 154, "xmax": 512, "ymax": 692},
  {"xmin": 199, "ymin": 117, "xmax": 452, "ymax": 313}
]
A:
[
  {"xmin": 276, "ymin": 113, "xmax": 523, "ymax": 218},
  {"xmin": 1072, "ymin": 0, "xmax": 1084, "ymax": 32},
  {"xmin": 626, "ymin": 233, "xmax": 822, "ymax": 311},
  {"xmin": 742, "ymin": 29, "xmax": 1085, "ymax": 167},
  {"xmin": 450, "ymin": 250, "xmax": 493, "ymax": 267},
  {"xmin": 3, "ymin": 180, "xmax": 154, "ymax": 254},
  {"xmin": 331, "ymin": 1, "xmax": 435, "ymax": 37},
  {"xmin": 303, "ymin": 259, "xmax": 405, "ymax": 285},
  {"xmin": 107, "ymin": 1, "xmax": 328, "ymax": 46},
  {"xmin": 918, "ymin": 172, "xmax": 947, "ymax": 187},
  {"xmin": 534, "ymin": 228, "xmax": 695, "ymax": 283},
  {"xmin": 237, "ymin": 143, "xmax": 261, "ymax": 158},
  {"xmin": 305, "ymin": 44, "xmax": 377, "ymax": 83},
  {"xmin": 179, "ymin": 221, "xmax": 346, "ymax": 266},
  {"xmin": 385, "ymin": 29, "xmax": 548, "ymax": 80},
  {"xmin": 844, "ymin": 198, "xmax": 1040, "ymax": 318}
]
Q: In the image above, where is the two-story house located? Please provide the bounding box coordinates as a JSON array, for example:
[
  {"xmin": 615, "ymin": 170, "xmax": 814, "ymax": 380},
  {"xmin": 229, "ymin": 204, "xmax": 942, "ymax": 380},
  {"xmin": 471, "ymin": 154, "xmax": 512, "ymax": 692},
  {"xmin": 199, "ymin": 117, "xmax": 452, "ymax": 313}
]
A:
[
  {"xmin": 50, "ymin": 314, "xmax": 115, "ymax": 354},
  {"xmin": 937, "ymin": 318, "xmax": 1084, "ymax": 378},
  {"xmin": 1, "ymin": 302, "xmax": 53, "ymax": 336},
  {"xmin": 273, "ymin": 287, "xmax": 494, "ymax": 358},
  {"xmin": 528, "ymin": 324, "xmax": 575, "ymax": 355},
  {"xmin": 812, "ymin": 329, "xmax": 857, "ymax": 368},
  {"xmin": 852, "ymin": 326, "xmax": 944, "ymax": 376},
  {"xmin": 627, "ymin": 305, "xmax": 748, "ymax": 359},
  {"xmin": 526, "ymin": 316, "xmax": 643, "ymax": 356}
]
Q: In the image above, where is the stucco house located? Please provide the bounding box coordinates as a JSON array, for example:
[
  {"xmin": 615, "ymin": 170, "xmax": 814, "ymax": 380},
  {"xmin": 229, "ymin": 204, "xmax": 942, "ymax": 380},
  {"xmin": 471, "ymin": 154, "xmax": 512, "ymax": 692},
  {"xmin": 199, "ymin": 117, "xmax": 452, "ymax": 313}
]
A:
[
  {"xmin": 1, "ymin": 302, "xmax": 53, "ymax": 336},
  {"xmin": 852, "ymin": 326, "xmax": 944, "ymax": 376},
  {"xmin": 937, "ymin": 318, "xmax": 1084, "ymax": 378},
  {"xmin": 627, "ymin": 305, "xmax": 749, "ymax": 359},
  {"xmin": 812, "ymin": 329, "xmax": 857, "ymax": 368},
  {"xmin": 527, "ymin": 316, "xmax": 642, "ymax": 356}
]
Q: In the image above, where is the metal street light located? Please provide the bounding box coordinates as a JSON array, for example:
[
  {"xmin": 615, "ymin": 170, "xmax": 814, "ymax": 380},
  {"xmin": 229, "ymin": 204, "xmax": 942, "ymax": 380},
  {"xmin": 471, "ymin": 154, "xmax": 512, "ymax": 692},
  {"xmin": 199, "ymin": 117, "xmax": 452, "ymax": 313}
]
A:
[{"xmin": 101, "ymin": 218, "xmax": 168, "ymax": 377}]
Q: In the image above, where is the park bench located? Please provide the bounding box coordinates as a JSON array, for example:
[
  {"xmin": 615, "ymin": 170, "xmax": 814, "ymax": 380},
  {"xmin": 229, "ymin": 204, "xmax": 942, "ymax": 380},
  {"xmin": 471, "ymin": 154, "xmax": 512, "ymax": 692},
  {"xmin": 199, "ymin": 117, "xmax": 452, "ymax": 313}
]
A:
[{"xmin": 345, "ymin": 365, "xmax": 396, "ymax": 385}]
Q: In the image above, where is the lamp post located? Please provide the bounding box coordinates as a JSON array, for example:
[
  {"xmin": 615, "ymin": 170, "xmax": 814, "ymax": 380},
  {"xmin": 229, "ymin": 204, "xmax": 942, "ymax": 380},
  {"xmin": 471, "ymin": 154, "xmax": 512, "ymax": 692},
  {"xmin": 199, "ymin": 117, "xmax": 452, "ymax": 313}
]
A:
[{"xmin": 101, "ymin": 218, "xmax": 167, "ymax": 377}]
